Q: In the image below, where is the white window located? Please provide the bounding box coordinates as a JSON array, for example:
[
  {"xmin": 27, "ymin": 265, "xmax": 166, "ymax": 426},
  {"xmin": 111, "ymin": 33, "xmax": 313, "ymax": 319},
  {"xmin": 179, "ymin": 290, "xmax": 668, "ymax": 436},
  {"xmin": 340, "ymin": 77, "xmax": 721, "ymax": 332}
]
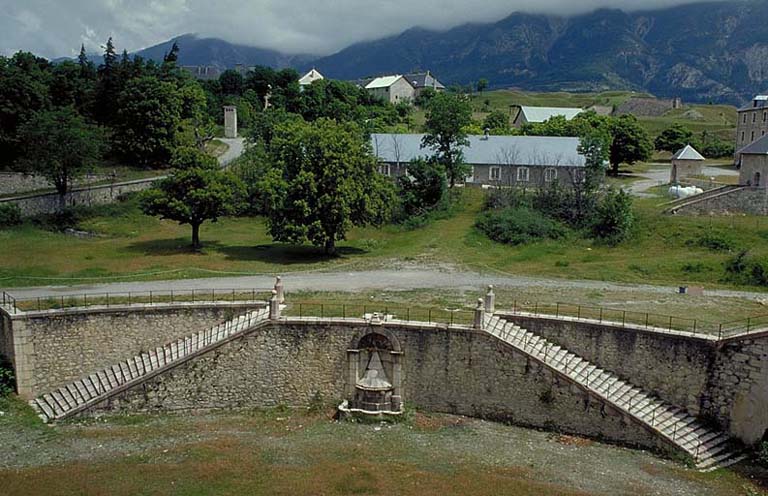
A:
[
  {"xmin": 744, "ymin": 114, "xmax": 748, "ymax": 124},
  {"xmin": 545, "ymin": 168, "xmax": 558, "ymax": 182},
  {"xmin": 742, "ymin": 132, "xmax": 746, "ymax": 143},
  {"xmin": 379, "ymin": 163, "xmax": 391, "ymax": 176},
  {"xmin": 489, "ymin": 167, "xmax": 501, "ymax": 181},
  {"xmin": 753, "ymin": 113, "xmax": 757, "ymax": 123},
  {"xmin": 517, "ymin": 167, "xmax": 529, "ymax": 182}
]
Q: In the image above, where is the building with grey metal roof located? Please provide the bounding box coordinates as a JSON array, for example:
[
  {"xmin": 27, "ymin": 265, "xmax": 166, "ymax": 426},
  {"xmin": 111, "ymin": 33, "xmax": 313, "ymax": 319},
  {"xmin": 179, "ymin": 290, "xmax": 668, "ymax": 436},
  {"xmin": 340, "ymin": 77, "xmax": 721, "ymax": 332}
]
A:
[
  {"xmin": 736, "ymin": 95, "xmax": 768, "ymax": 160},
  {"xmin": 371, "ymin": 133, "xmax": 588, "ymax": 188},
  {"xmin": 512, "ymin": 106, "xmax": 583, "ymax": 127}
]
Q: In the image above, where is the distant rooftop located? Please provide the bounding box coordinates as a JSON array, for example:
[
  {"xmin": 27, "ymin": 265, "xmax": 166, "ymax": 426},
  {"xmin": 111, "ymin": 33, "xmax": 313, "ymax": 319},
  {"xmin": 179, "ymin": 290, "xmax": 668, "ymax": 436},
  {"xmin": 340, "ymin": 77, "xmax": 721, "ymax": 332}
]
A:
[
  {"xmin": 404, "ymin": 71, "xmax": 445, "ymax": 90},
  {"xmin": 672, "ymin": 144, "xmax": 705, "ymax": 161},
  {"xmin": 299, "ymin": 68, "xmax": 324, "ymax": 86},
  {"xmin": 738, "ymin": 95, "xmax": 768, "ymax": 112},
  {"xmin": 518, "ymin": 106, "xmax": 583, "ymax": 123},
  {"xmin": 371, "ymin": 133, "xmax": 585, "ymax": 167},
  {"xmin": 739, "ymin": 134, "xmax": 768, "ymax": 155},
  {"xmin": 365, "ymin": 75, "xmax": 408, "ymax": 89}
]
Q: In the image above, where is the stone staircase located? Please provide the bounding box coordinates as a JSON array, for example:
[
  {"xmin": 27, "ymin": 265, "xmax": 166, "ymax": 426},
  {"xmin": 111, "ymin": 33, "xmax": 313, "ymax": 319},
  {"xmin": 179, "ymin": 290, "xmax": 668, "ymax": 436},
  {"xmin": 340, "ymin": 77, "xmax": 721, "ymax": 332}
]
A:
[
  {"xmin": 29, "ymin": 308, "xmax": 270, "ymax": 423},
  {"xmin": 483, "ymin": 314, "xmax": 745, "ymax": 471}
]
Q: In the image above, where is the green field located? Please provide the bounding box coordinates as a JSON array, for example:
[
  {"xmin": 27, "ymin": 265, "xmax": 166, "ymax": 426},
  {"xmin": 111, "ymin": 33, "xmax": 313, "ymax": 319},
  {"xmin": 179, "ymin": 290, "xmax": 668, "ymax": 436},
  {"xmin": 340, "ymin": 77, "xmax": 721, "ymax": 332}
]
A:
[
  {"xmin": 413, "ymin": 89, "xmax": 739, "ymax": 141},
  {"xmin": 2, "ymin": 188, "xmax": 767, "ymax": 295}
]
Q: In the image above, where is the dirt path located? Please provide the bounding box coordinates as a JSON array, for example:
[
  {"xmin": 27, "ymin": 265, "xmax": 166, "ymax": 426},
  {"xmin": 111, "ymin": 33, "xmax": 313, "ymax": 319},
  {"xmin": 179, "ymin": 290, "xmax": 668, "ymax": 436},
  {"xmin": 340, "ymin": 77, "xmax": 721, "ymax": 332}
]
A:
[{"xmin": 5, "ymin": 266, "xmax": 767, "ymax": 302}]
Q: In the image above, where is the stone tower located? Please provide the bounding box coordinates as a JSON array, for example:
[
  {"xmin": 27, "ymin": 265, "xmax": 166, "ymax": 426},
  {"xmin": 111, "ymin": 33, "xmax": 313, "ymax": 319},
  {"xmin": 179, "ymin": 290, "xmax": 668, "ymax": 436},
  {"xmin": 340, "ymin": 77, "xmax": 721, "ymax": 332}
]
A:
[{"xmin": 223, "ymin": 105, "xmax": 238, "ymax": 138}]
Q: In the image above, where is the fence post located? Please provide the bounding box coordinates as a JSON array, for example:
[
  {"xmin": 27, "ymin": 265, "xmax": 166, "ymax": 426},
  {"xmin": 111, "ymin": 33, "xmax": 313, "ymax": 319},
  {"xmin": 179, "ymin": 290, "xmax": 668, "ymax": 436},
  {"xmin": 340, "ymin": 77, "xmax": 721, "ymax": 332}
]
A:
[
  {"xmin": 668, "ymin": 316, "xmax": 673, "ymax": 331},
  {"xmin": 321, "ymin": 304, "xmax": 324, "ymax": 318},
  {"xmin": 484, "ymin": 285, "xmax": 495, "ymax": 314},
  {"xmin": 232, "ymin": 289, "xmax": 235, "ymax": 303},
  {"xmin": 171, "ymin": 290, "xmax": 174, "ymax": 304},
  {"xmin": 428, "ymin": 309, "xmax": 432, "ymax": 323},
  {"xmin": 577, "ymin": 306, "xmax": 581, "ymax": 319},
  {"xmin": 622, "ymin": 311, "xmax": 626, "ymax": 327},
  {"xmin": 269, "ymin": 290, "xmax": 280, "ymax": 320},
  {"xmin": 128, "ymin": 292, "xmax": 131, "ymax": 305},
  {"xmin": 474, "ymin": 299, "xmax": 484, "ymax": 330},
  {"xmin": 212, "ymin": 289, "xmax": 215, "ymax": 302},
  {"xmin": 149, "ymin": 291, "xmax": 153, "ymax": 305},
  {"xmin": 84, "ymin": 294, "xmax": 87, "ymax": 308},
  {"xmin": 693, "ymin": 320, "xmax": 697, "ymax": 334},
  {"xmin": 556, "ymin": 303, "xmax": 560, "ymax": 318},
  {"xmin": 407, "ymin": 308, "xmax": 410, "ymax": 322},
  {"xmin": 645, "ymin": 313, "xmax": 649, "ymax": 328},
  {"xmin": 342, "ymin": 304, "xmax": 346, "ymax": 319},
  {"xmin": 718, "ymin": 324, "xmax": 723, "ymax": 340},
  {"xmin": 37, "ymin": 297, "xmax": 41, "ymax": 311},
  {"xmin": 747, "ymin": 318, "xmax": 752, "ymax": 333},
  {"xmin": 599, "ymin": 308, "xmax": 603, "ymax": 322}
]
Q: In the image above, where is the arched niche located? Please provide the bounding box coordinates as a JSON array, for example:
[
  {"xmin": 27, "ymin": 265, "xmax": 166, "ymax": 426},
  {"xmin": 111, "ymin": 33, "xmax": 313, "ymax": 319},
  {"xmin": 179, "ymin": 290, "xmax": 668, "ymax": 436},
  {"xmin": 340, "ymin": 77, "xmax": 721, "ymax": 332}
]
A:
[{"xmin": 345, "ymin": 331, "xmax": 403, "ymax": 414}]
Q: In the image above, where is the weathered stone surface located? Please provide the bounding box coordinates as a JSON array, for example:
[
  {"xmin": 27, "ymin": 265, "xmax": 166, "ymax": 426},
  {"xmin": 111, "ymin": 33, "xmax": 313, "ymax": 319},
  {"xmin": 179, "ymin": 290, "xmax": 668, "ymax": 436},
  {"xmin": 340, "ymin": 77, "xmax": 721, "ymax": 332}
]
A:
[{"xmin": 96, "ymin": 322, "xmax": 668, "ymax": 453}]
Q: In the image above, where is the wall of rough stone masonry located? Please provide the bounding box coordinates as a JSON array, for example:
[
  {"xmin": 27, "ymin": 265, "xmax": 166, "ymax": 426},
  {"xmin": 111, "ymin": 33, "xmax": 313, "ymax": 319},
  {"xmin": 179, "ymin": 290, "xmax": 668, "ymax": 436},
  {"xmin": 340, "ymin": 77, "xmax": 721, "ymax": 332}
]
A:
[
  {"xmin": 94, "ymin": 321, "xmax": 671, "ymax": 454},
  {"xmin": 0, "ymin": 312, "xmax": 13, "ymax": 367},
  {"xmin": 498, "ymin": 314, "xmax": 716, "ymax": 418},
  {"xmin": 16, "ymin": 303, "xmax": 264, "ymax": 397},
  {"xmin": 707, "ymin": 335, "xmax": 768, "ymax": 445},
  {"xmin": 0, "ymin": 177, "xmax": 159, "ymax": 217},
  {"xmin": 672, "ymin": 187, "xmax": 768, "ymax": 215}
]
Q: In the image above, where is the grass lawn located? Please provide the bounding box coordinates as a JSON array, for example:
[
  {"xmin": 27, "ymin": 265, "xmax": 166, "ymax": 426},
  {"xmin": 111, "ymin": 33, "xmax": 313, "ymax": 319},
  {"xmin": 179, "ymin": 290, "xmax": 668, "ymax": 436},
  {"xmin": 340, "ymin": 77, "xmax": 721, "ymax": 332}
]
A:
[
  {"xmin": 2, "ymin": 188, "xmax": 768, "ymax": 296},
  {"xmin": 1, "ymin": 395, "xmax": 766, "ymax": 496}
]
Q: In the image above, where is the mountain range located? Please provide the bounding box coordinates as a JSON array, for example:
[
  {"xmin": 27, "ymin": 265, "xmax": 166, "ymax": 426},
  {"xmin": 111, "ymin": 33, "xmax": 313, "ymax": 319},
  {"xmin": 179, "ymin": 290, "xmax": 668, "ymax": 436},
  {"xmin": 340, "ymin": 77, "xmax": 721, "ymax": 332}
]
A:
[{"xmin": 131, "ymin": 1, "xmax": 768, "ymax": 104}]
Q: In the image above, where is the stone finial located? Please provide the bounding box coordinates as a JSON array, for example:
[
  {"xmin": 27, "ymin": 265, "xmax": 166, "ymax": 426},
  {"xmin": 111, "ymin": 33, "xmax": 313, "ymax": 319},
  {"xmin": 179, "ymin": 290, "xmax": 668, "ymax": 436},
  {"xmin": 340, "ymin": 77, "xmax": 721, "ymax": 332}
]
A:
[
  {"xmin": 269, "ymin": 290, "xmax": 281, "ymax": 320},
  {"xmin": 484, "ymin": 285, "xmax": 496, "ymax": 314},
  {"xmin": 474, "ymin": 298, "xmax": 485, "ymax": 329},
  {"xmin": 274, "ymin": 276, "xmax": 285, "ymax": 304}
]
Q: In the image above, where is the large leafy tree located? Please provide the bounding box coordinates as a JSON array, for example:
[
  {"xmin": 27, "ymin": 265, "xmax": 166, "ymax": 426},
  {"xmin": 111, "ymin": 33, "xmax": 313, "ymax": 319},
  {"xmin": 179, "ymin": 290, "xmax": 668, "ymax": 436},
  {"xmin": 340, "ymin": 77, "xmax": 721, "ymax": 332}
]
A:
[
  {"xmin": 260, "ymin": 118, "xmax": 395, "ymax": 255},
  {"xmin": 0, "ymin": 52, "xmax": 51, "ymax": 166},
  {"xmin": 397, "ymin": 158, "xmax": 447, "ymax": 217},
  {"xmin": 655, "ymin": 123, "xmax": 694, "ymax": 153},
  {"xmin": 422, "ymin": 92, "xmax": 472, "ymax": 188},
  {"xmin": 18, "ymin": 107, "xmax": 104, "ymax": 209},
  {"xmin": 140, "ymin": 149, "xmax": 244, "ymax": 250},
  {"xmin": 608, "ymin": 115, "xmax": 653, "ymax": 175},
  {"xmin": 114, "ymin": 76, "xmax": 183, "ymax": 167}
]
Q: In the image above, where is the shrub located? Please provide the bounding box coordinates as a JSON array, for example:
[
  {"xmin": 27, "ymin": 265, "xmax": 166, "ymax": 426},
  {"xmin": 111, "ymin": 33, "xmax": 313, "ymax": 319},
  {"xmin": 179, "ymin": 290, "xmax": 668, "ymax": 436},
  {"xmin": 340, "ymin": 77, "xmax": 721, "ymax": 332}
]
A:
[
  {"xmin": 476, "ymin": 207, "xmax": 567, "ymax": 245},
  {"xmin": 0, "ymin": 357, "xmax": 14, "ymax": 396},
  {"xmin": 724, "ymin": 251, "xmax": 768, "ymax": 287},
  {"xmin": 590, "ymin": 188, "xmax": 634, "ymax": 244},
  {"xmin": 396, "ymin": 158, "xmax": 447, "ymax": 218},
  {"xmin": 688, "ymin": 231, "xmax": 736, "ymax": 252},
  {"xmin": 0, "ymin": 203, "xmax": 22, "ymax": 229}
]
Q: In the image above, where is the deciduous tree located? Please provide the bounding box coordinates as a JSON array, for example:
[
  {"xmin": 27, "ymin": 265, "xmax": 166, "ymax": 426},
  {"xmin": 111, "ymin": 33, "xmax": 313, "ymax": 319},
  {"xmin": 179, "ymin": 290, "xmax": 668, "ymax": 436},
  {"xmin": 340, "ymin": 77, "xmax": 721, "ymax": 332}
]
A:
[
  {"xmin": 140, "ymin": 149, "xmax": 244, "ymax": 249},
  {"xmin": 260, "ymin": 118, "xmax": 395, "ymax": 255},
  {"xmin": 422, "ymin": 93, "xmax": 472, "ymax": 188}
]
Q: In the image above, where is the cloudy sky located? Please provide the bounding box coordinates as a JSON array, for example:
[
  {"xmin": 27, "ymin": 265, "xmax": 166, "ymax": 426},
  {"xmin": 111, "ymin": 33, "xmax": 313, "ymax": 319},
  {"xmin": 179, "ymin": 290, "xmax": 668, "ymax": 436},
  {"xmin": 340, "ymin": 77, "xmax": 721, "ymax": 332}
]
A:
[{"xmin": 1, "ymin": 0, "xmax": 729, "ymax": 59}]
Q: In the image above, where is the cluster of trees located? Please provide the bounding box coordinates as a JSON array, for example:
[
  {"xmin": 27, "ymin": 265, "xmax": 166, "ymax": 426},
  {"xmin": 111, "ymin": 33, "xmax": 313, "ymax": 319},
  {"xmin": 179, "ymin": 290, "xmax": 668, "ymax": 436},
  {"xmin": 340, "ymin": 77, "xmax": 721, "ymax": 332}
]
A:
[
  {"xmin": 200, "ymin": 68, "xmax": 413, "ymax": 134},
  {"xmin": 0, "ymin": 41, "xmax": 213, "ymax": 199},
  {"xmin": 518, "ymin": 112, "xmax": 654, "ymax": 175},
  {"xmin": 654, "ymin": 123, "xmax": 734, "ymax": 158}
]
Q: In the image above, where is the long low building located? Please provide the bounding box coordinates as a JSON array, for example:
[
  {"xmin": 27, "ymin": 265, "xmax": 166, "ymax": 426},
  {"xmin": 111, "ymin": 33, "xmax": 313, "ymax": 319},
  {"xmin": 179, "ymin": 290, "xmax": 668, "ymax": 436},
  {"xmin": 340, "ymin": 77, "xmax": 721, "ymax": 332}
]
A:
[{"xmin": 370, "ymin": 133, "xmax": 587, "ymax": 187}]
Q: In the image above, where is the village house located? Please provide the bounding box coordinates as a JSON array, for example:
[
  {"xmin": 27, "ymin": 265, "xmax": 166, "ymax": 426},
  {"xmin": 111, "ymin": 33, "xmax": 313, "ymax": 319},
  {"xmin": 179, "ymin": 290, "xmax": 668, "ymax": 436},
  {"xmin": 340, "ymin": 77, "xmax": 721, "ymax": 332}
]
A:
[
  {"xmin": 370, "ymin": 133, "xmax": 588, "ymax": 188},
  {"xmin": 359, "ymin": 75, "xmax": 416, "ymax": 104},
  {"xmin": 512, "ymin": 106, "xmax": 583, "ymax": 128},
  {"xmin": 299, "ymin": 68, "xmax": 325, "ymax": 87},
  {"xmin": 736, "ymin": 95, "xmax": 768, "ymax": 162},
  {"xmin": 403, "ymin": 71, "xmax": 446, "ymax": 98}
]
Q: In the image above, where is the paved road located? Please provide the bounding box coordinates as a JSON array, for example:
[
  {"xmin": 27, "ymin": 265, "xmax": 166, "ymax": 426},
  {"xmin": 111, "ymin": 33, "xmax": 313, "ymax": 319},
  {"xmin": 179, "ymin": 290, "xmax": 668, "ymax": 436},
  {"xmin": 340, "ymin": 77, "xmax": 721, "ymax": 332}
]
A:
[
  {"xmin": 217, "ymin": 138, "xmax": 246, "ymax": 166},
  {"xmin": 5, "ymin": 268, "xmax": 768, "ymax": 301},
  {"xmin": 627, "ymin": 164, "xmax": 738, "ymax": 197}
]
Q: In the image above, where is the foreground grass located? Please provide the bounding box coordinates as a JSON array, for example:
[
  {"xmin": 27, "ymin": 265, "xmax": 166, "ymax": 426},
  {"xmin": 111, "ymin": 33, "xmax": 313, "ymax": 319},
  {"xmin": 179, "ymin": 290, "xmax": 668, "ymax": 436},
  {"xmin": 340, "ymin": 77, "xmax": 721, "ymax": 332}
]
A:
[
  {"xmin": 0, "ymin": 399, "xmax": 765, "ymax": 496},
  {"xmin": 2, "ymin": 188, "xmax": 768, "ymax": 294}
]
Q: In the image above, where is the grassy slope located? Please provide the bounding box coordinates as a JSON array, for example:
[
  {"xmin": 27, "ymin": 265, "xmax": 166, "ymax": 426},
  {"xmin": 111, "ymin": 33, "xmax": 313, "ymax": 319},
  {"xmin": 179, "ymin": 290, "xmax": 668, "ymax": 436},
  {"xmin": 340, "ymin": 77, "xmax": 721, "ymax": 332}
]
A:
[{"xmin": 2, "ymin": 190, "xmax": 767, "ymax": 294}]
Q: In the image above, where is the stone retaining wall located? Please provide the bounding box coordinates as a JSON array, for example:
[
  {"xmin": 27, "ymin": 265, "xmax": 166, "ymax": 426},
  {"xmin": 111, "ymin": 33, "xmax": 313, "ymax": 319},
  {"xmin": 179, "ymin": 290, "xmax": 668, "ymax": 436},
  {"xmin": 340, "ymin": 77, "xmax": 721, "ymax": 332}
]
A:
[
  {"xmin": 97, "ymin": 321, "xmax": 669, "ymax": 454},
  {"xmin": 2, "ymin": 303, "xmax": 266, "ymax": 398},
  {"xmin": 672, "ymin": 187, "xmax": 768, "ymax": 215},
  {"xmin": 497, "ymin": 313, "xmax": 768, "ymax": 444},
  {"xmin": 0, "ymin": 177, "xmax": 160, "ymax": 217},
  {"xmin": 497, "ymin": 314, "xmax": 715, "ymax": 416}
]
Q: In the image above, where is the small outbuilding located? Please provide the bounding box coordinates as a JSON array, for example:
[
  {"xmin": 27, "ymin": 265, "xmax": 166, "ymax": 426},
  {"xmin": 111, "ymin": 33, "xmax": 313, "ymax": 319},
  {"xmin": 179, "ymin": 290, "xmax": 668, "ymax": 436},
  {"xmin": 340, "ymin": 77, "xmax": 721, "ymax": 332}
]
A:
[{"xmin": 670, "ymin": 144, "xmax": 705, "ymax": 184}]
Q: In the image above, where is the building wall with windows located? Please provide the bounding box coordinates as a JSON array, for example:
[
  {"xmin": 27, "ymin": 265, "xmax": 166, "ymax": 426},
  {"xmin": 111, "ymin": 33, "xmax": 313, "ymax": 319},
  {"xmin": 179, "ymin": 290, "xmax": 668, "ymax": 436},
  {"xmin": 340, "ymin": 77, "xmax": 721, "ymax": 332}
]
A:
[
  {"xmin": 471, "ymin": 164, "xmax": 583, "ymax": 188},
  {"xmin": 736, "ymin": 96, "xmax": 768, "ymax": 160}
]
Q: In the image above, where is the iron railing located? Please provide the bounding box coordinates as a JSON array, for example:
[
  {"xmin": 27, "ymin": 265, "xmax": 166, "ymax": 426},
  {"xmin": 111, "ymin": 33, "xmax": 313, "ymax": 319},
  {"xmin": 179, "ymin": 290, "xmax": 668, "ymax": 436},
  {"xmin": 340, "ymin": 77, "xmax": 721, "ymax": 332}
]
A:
[
  {"xmin": 504, "ymin": 301, "xmax": 768, "ymax": 340},
  {"xmin": 5, "ymin": 288, "xmax": 273, "ymax": 314},
  {"xmin": 285, "ymin": 302, "xmax": 475, "ymax": 327}
]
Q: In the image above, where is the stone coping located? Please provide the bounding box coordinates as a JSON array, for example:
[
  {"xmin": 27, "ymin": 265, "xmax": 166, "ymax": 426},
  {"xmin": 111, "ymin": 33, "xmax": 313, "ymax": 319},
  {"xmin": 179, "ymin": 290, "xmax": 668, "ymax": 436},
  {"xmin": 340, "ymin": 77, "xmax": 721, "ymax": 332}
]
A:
[
  {"xmin": 278, "ymin": 316, "xmax": 476, "ymax": 332},
  {"xmin": 495, "ymin": 310, "xmax": 720, "ymax": 343},
  {"xmin": 1, "ymin": 301, "xmax": 268, "ymax": 320},
  {"xmin": 0, "ymin": 176, "xmax": 161, "ymax": 203}
]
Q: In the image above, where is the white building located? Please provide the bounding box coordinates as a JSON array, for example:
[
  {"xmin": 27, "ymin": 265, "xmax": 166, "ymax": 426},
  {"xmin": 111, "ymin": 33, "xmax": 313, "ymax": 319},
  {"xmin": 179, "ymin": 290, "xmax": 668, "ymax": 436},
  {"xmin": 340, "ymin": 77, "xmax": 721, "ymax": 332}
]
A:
[
  {"xmin": 299, "ymin": 68, "xmax": 325, "ymax": 87},
  {"xmin": 364, "ymin": 75, "xmax": 416, "ymax": 105},
  {"xmin": 512, "ymin": 106, "xmax": 583, "ymax": 128}
]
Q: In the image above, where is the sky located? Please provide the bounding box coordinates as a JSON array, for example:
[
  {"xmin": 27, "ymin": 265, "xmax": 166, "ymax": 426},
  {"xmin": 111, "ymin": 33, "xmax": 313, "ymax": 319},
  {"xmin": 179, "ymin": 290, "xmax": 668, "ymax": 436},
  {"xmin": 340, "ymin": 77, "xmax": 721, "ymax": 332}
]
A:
[{"xmin": 0, "ymin": 0, "xmax": 732, "ymax": 59}]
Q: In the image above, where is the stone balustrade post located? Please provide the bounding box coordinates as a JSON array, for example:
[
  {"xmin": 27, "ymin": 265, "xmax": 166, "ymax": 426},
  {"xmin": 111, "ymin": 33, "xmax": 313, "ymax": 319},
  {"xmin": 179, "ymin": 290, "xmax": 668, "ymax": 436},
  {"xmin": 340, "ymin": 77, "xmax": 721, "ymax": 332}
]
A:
[
  {"xmin": 269, "ymin": 290, "xmax": 281, "ymax": 320},
  {"xmin": 274, "ymin": 276, "xmax": 285, "ymax": 304},
  {"xmin": 474, "ymin": 298, "xmax": 485, "ymax": 329},
  {"xmin": 484, "ymin": 285, "xmax": 495, "ymax": 314}
]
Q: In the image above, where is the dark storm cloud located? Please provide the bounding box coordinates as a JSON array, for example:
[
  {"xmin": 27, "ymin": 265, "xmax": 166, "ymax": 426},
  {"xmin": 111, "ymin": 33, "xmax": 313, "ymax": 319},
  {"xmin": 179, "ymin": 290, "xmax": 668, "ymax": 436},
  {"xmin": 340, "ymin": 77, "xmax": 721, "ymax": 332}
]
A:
[{"xmin": 0, "ymin": 0, "xmax": 735, "ymax": 58}]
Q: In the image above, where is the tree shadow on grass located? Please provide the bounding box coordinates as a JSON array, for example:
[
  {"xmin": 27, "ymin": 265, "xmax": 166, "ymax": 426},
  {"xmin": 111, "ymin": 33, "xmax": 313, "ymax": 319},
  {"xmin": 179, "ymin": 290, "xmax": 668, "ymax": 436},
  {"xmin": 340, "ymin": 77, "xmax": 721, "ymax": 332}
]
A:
[
  {"xmin": 218, "ymin": 244, "xmax": 367, "ymax": 265},
  {"xmin": 127, "ymin": 238, "xmax": 367, "ymax": 265}
]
